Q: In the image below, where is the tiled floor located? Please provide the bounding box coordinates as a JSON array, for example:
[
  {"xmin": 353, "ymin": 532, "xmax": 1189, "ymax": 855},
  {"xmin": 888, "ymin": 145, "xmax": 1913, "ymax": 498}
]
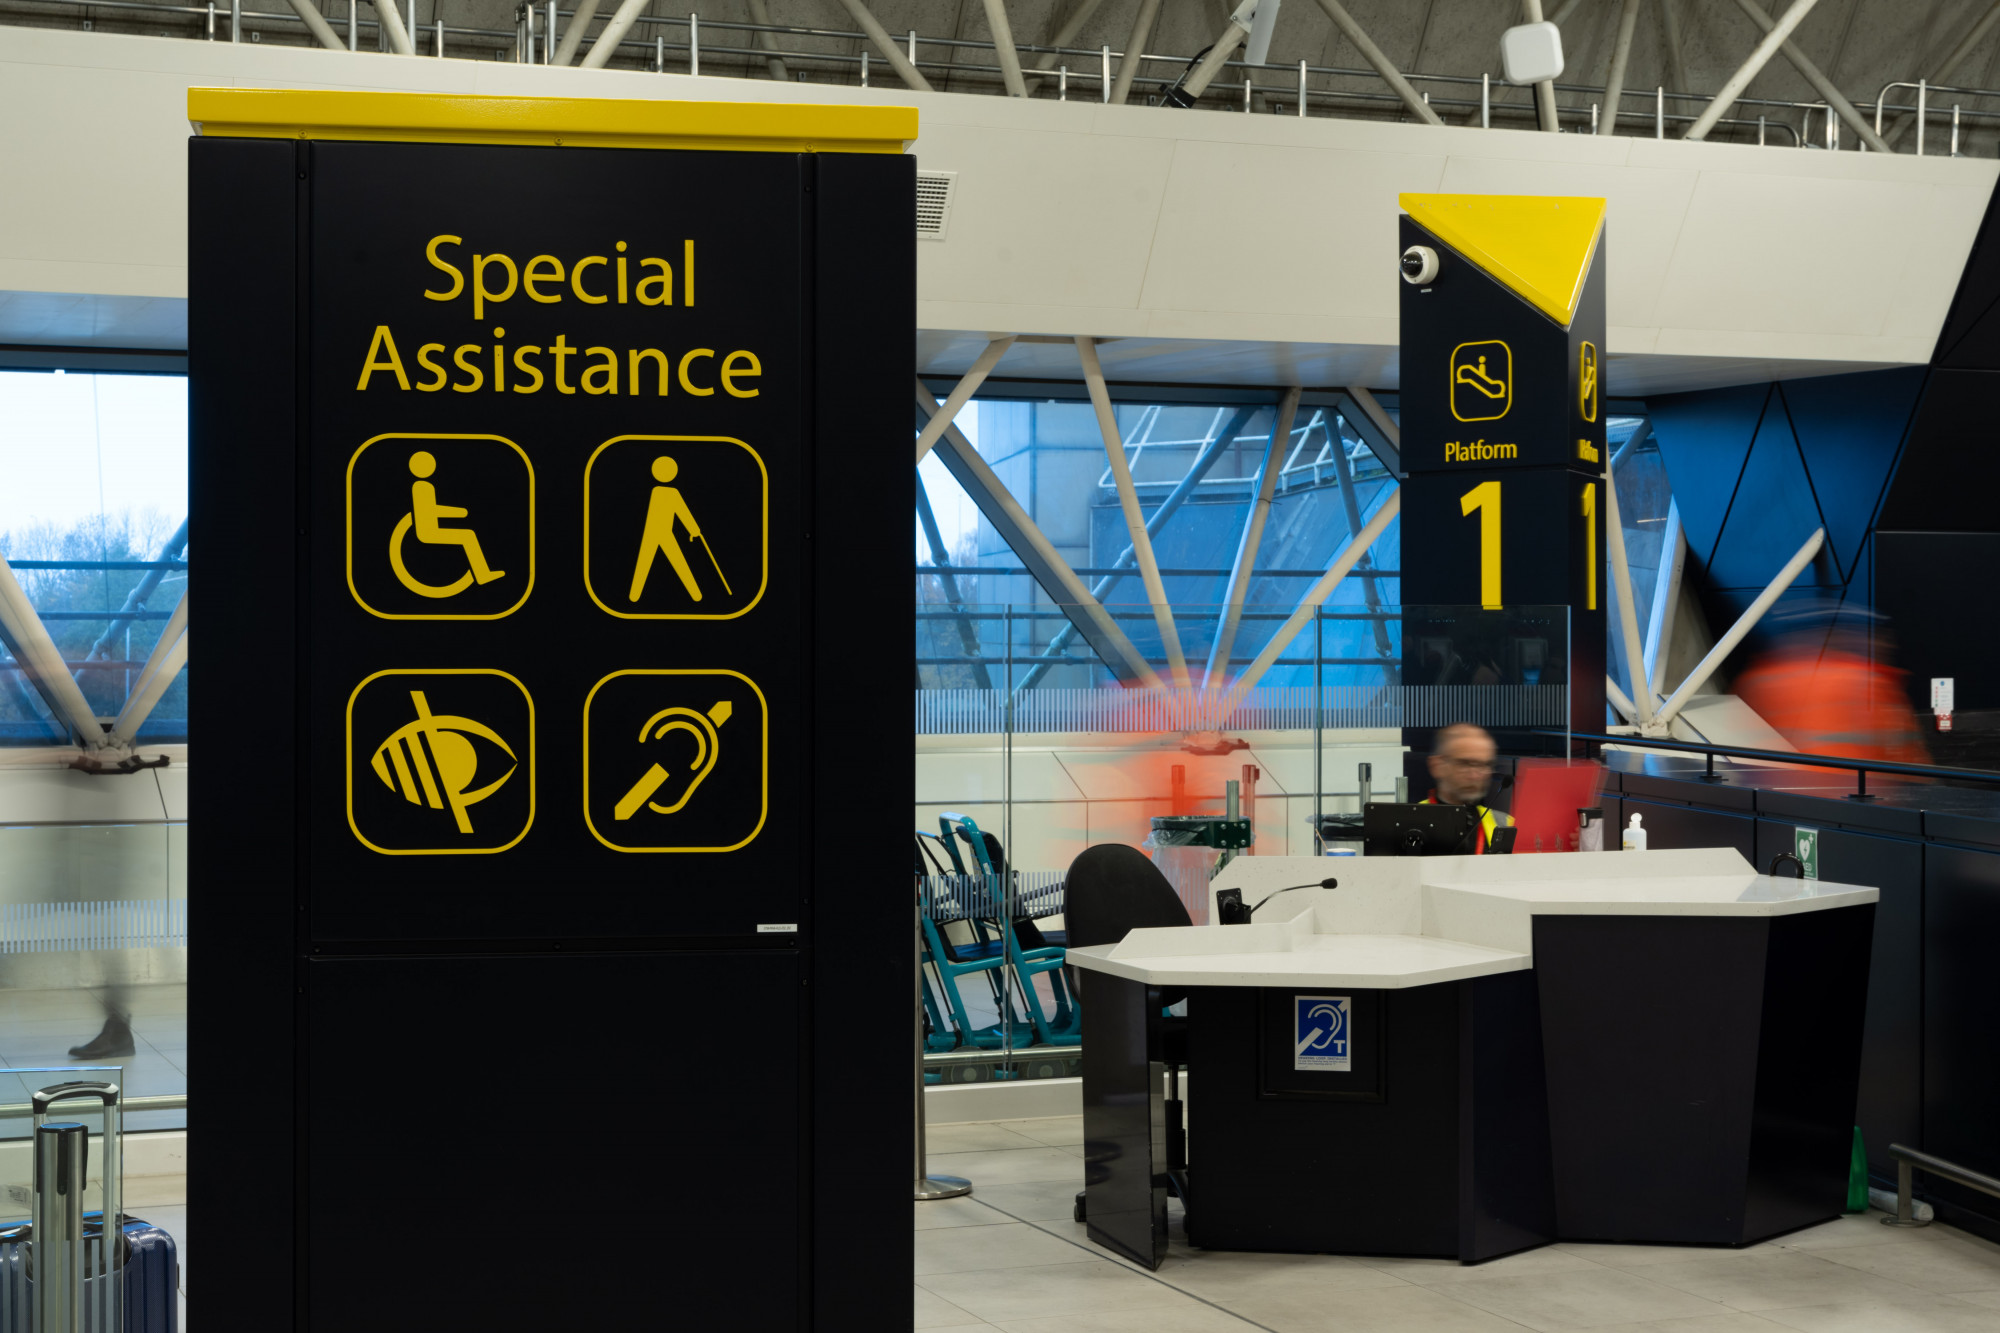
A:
[
  {"xmin": 0, "ymin": 982, "xmax": 187, "ymax": 1131},
  {"xmin": 915, "ymin": 1115, "xmax": 2000, "ymax": 1332}
]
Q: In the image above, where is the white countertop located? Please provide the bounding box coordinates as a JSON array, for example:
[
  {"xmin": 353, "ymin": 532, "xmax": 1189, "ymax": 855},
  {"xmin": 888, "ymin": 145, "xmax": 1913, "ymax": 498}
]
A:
[{"xmin": 1065, "ymin": 848, "xmax": 1878, "ymax": 988}]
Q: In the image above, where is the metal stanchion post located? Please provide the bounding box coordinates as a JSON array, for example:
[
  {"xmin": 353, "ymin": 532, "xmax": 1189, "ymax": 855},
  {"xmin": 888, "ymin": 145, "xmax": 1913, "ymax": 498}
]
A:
[
  {"xmin": 33, "ymin": 1122, "xmax": 86, "ymax": 1333},
  {"xmin": 915, "ymin": 884, "xmax": 971, "ymax": 1201}
]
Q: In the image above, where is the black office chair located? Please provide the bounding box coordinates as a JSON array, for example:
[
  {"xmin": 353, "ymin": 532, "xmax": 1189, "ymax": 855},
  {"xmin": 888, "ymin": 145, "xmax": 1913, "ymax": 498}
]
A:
[{"xmin": 1063, "ymin": 843, "xmax": 1192, "ymax": 1225}]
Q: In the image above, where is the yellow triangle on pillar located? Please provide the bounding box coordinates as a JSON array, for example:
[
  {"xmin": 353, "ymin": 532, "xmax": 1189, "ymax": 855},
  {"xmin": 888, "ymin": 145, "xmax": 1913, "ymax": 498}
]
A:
[{"xmin": 1399, "ymin": 193, "xmax": 1606, "ymax": 328}]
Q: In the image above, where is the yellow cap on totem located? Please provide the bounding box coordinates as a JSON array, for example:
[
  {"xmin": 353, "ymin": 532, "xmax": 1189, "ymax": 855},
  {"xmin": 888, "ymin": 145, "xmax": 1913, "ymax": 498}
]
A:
[{"xmin": 1399, "ymin": 194, "xmax": 1606, "ymax": 328}]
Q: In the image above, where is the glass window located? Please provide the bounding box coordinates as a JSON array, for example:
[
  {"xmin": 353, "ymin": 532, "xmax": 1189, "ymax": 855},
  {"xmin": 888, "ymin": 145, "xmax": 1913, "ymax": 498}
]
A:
[{"xmin": 0, "ymin": 371, "xmax": 188, "ymax": 743}]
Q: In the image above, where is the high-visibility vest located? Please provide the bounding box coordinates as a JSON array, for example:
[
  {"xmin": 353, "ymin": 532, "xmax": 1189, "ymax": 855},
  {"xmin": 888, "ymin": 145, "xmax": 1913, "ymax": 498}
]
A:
[{"xmin": 1421, "ymin": 795, "xmax": 1513, "ymax": 854}]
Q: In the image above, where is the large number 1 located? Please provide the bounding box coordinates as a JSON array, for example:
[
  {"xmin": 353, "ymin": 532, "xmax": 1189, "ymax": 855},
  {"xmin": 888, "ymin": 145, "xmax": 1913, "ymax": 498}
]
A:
[
  {"xmin": 1582, "ymin": 482, "xmax": 1597, "ymax": 610},
  {"xmin": 1460, "ymin": 481, "xmax": 1501, "ymax": 608}
]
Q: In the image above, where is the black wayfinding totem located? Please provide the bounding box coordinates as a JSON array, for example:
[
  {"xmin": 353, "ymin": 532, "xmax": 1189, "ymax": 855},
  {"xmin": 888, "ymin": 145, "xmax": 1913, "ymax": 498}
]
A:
[
  {"xmin": 1396, "ymin": 193, "xmax": 1609, "ymax": 742},
  {"xmin": 189, "ymin": 89, "xmax": 913, "ymax": 1330}
]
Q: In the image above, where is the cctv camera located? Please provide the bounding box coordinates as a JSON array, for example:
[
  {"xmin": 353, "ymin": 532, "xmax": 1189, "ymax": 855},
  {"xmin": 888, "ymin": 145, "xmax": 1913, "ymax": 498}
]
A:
[{"xmin": 1400, "ymin": 245, "xmax": 1439, "ymax": 285}]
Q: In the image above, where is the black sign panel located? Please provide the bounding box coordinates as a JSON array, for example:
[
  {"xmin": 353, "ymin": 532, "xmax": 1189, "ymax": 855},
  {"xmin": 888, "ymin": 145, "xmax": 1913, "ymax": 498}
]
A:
[
  {"xmin": 305, "ymin": 142, "xmax": 805, "ymax": 941},
  {"xmin": 1398, "ymin": 214, "xmax": 1608, "ymax": 476}
]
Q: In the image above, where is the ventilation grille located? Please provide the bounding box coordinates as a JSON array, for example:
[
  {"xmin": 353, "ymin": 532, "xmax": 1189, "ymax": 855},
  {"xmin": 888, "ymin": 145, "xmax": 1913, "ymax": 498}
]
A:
[{"xmin": 916, "ymin": 170, "xmax": 956, "ymax": 240}]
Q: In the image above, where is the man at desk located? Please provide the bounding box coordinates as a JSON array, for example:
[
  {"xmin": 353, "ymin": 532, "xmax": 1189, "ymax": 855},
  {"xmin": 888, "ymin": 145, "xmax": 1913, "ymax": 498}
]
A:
[{"xmin": 1421, "ymin": 722, "xmax": 1513, "ymax": 854}]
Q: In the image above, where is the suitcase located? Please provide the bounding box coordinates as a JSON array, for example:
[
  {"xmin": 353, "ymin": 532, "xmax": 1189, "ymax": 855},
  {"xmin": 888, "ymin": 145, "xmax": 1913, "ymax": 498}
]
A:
[
  {"xmin": 0, "ymin": 1214, "xmax": 179, "ymax": 1333},
  {"xmin": 0, "ymin": 1077, "xmax": 178, "ymax": 1333}
]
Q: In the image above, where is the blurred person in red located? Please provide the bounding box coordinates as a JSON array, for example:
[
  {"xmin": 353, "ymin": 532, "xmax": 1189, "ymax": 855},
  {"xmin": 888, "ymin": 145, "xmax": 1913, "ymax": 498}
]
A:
[{"xmin": 1733, "ymin": 608, "xmax": 1930, "ymax": 767}]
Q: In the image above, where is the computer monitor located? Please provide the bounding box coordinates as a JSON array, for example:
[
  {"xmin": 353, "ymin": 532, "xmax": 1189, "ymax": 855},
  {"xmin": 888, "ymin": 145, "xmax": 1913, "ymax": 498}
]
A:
[{"xmin": 1362, "ymin": 801, "xmax": 1479, "ymax": 856}]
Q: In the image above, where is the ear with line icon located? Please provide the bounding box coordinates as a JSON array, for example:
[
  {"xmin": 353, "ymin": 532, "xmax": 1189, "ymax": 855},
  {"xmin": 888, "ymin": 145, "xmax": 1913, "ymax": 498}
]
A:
[{"xmin": 613, "ymin": 700, "xmax": 733, "ymax": 821}]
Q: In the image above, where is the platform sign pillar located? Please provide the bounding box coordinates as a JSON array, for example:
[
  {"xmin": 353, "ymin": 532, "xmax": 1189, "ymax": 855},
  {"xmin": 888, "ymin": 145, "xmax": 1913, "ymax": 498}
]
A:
[
  {"xmin": 1395, "ymin": 193, "xmax": 1609, "ymax": 747},
  {"xmin": 188, "ymin": 89, "xmax": 915, "ymax": 1330}
]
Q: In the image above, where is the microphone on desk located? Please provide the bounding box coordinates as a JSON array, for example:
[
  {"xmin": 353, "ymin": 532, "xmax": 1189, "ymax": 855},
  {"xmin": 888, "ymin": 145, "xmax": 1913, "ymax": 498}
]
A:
[{"xmin": 1215, "ymin": 878, "xmax": 1338, "ymax": 926}]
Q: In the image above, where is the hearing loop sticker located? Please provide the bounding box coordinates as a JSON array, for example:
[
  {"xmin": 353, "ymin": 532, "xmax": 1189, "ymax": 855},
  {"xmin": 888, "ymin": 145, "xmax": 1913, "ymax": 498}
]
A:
[{"xmin": 583, "ymin": 669, "xmax": 768, "ymax": 853}]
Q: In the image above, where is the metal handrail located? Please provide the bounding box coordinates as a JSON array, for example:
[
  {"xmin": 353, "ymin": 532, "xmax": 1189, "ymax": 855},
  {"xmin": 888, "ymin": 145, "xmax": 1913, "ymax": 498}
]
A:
[
  {"xmin": 5, "ymin": 0, "xmax": 1977, "ymax": 146},
  {"xmin": 1548, "ymin": 728, "xmax": 2000, "ymax": 802},
  {"xmin": 1884, "ymin": 1142, "xmax": 2000, "ymax": 1227},
  {"xmin": 0, "ymin": 1092, "xmax": 183, "ymax": 1120}
]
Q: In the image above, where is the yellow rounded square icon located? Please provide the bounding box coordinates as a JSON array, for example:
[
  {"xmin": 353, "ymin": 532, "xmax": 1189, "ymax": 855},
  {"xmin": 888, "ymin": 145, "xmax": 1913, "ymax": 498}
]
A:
[
  {"xmin": 583, "ymin": 669, "xmax": 768, "ymax": 853},
  {"xmin": 347, "ymin": 668, "xmax": 535, "ymax": 855},
  {"xmin": 583, "ymin": 436, "xmax": 768, "ymax": 620},
  {"xmin": 1578, "ymin": 340, "xmax": 1599, "ymax": 423},
  {"xmin": 347, "ymin": 433, "xmax": 535, "ymax": 620},
  {"xmin": 1450, "ymin": 340, "xmax": 1512, "ymax": 423}
]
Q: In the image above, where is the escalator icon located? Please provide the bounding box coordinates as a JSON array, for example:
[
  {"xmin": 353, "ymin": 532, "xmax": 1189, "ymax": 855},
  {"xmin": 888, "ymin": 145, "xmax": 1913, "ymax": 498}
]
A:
[{"xmin": 1450, "ymin": 340, "xmax": 1513, "ymax": 423}]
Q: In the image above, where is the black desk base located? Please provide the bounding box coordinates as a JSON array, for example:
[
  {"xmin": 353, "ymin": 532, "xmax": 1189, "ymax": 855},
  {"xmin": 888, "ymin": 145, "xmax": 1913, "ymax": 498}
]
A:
[
  {"xmin": 1081, "ymin": 904, "xmax": 1874, "ymax": 1265},
  {"xmin": 1082, "ymin": 969, "xmax": 1555, "ymax": 1265}
]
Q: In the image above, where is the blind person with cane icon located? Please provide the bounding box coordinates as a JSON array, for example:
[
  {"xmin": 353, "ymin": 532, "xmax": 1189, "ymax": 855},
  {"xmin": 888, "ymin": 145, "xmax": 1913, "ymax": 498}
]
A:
[{"xmin": 630, "ymin": 455, "xmax": 731, "ymax": 603}]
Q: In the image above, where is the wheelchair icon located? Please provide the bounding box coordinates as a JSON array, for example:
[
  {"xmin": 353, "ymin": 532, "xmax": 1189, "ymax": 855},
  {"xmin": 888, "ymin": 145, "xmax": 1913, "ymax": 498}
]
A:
[{"xmin": 389, "ymin": 451, "xmax": 506, "ymax": 600}]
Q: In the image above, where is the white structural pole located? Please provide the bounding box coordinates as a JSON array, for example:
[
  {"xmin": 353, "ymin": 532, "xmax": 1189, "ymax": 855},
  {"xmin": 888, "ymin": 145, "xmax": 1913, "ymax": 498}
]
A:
[
  {"xmin": 914, "ymin": 337, "xmax": 1016, "ymax": 464},
  {"xmin": 1245, "ymin": 0, "xmax": 1283, "ymax": 65},
  {"xmin": 374, "ymin": 0, "xmax": 414, "ymax": 54},
  {"xmin": 1603, "ymin": 473, "xmax": 1656, "ymax": 723},
  {"xmin": 982, "ymin": 0, "xmax": 1029, "ymax": 96},
  {"xmin": 836, "ymin": 0, "xmax": 934, "ymax": 91},
  {"xmin": 1079, "ymin": 337, "xmax": 1189, "ymax": 688},
  {"xmin": 108, "ymin": 632, "xmax": 188, "ymax": 750},
  {"xmin": 1728, "ymin": 0, "xmax": 1890, "ymax": 152},
  {"xmin": 1652, "ymin": 527, "xmax": 1823, "ymax": 730},
  {"xmin": 1206, "ymin": 388, "xmax": 1299, "ymax": 688},
  {"xmin": 1341, "ymin": 385, "xmax": 1403, "ymax": 472},
  {"xmin": 0, "ymin": 556, "xmax": 105, "ymax": 746},
  {"xmin": 285, "ymin": 0, "xmax": 347, "ymax": 50},
  {"xmin": 746, "ymin": 0, "xmax": 789, "ymax": 80},
  {"xmin": 120, "ymin": 591, "xmax": 189, "ymax": 716},
  {"xmin": 1110, "ymin": 0, "xmax": 1161, "ymax": 103},
  {"xmin": 1685, "ymin": 0, "xmax": 1824, "ymax": 141},
  {"xmin": 1310, "ymin": 0, "xmax": 1445, "ymax": 125},
  {"xmin": 1218, "ymin": 489, "xmax": 1400, "ymax": 722},
  {"xmin": 1598, "ymin": 0, "xmax": 1642, "ymax": 134},
  {"xmin": 552, "ymin": 0, "xmax": 600, "ymax": 64},
  {"xmin": 916, "ymin": 381, "xmax": 1165, "ymax": 689},
  {"xmin": 1179, "ymin": 2, "xmax": 1257, "ymax": 102},
  {"xmin": 1520, "ymin": 0, "xmax": 1562, "ymax": 131},
  {"xmin": 1606, "ymin": 674, "xmax": 1639, "ymax": 725},
  {"xmin": 579, "ymin": 0, "xmax": 654, "ymax": 67},
  {"xmin": 1643, "ymin": 501, "xmax": 1685, "ymax": 699}
]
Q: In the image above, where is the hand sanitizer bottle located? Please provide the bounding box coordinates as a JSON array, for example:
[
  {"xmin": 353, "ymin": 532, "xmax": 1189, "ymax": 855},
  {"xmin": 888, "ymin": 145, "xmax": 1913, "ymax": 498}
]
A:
[{"xmin": 1623, "ymin": 813, "xmax": 1647, "ymax": 851}]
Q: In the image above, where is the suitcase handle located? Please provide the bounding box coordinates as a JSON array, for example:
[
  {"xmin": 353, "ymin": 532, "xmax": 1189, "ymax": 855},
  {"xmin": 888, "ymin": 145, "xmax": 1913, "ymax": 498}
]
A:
[{"xmin": 31, "ymin": 1081, "xmax": 120, "ymax": 1128}]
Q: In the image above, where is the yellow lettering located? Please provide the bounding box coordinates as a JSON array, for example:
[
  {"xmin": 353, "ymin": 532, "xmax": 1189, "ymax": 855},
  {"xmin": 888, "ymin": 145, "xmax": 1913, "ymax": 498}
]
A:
[
  {"xmin": 629, "ymin": 349, "xmax": 670, "ymax": 396},
  {"xmin": 720, "ymin": 350, "xmax": 762, "ymax": 398},
  {"xmin": 581, "ymin": 347, "xmax": 619, "ymax": 395},
  {"xmin": 512, "ymin": 345, "xmax": 545, "ymax": 394},
  {"xmin": 357, "ymin": 325, "xmax": 410, "ymax": 391},
  {"xmin": 424, "ymin": 235, "xmax": 464, "ymax": 302},
  {"xmin": 684, "ymin": 239, "xmax": 695, "ymax": 306},
  {"xmin": 551, "ymin": 334, "xmax": 576, "ymax": 394},
  {"xmin": 492, "ymin": 328, "xmax": 506, "ymax": 392},
  {"xmin": 472, "ymin": 254, "xmax": 517, "ymax": 320},
  {"xmin": 523, "ymin": 254, "xmax": 565, "ymax": 303},
  {"xmin": 572, "ymin": 255, "xmax": 609, "ymax": 305},
  {"xmin": 678, "ymin": 348, "xmax": 715, "ymax": 396},
  {"xmin": 416, "ymin": 343, "xmax": 447, "ymax": 392},
  {"xmin": 636, "ymin": 258, "xmax": 674, "ymax": 307},
  {"xmin": 452, "ymin": 343, "xmax": 484, "ymax": 393},
  {"xmin": 616, "ymin": 242, "xmax": 629, "ymax": 304}
]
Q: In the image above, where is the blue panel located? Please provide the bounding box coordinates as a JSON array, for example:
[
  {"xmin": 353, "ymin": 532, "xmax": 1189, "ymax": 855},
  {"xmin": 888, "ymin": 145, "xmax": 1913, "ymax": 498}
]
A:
[
  {"xmin": 1648, "ymin": 383, "xmax": 1768, "ymax": 567},
  {"xmin": 1779, "ymin": 368, "xmax": 1925, "ymax": 580},
  {"xmin": 1706, "ymin": 398, "xmax": 1840, "ymax": 591}
]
